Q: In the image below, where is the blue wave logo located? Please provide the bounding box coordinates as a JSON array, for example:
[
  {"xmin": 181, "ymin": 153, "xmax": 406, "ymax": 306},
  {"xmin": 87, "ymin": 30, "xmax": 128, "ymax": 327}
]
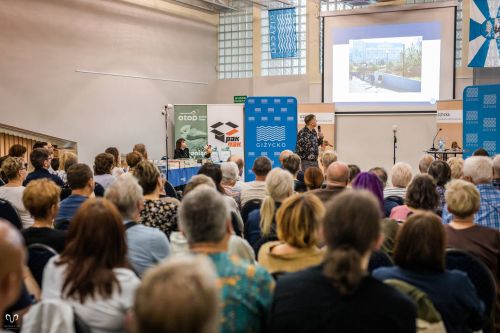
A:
[{"xmin": 257, "ymin": 126, "xmax": 286, "ymax": 141}]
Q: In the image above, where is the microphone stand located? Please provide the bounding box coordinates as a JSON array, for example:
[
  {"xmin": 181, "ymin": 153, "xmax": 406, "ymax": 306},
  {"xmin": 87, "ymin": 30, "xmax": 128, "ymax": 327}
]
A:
[
  {"xmin": 393, "ymin": 129, "xmax": 397, "ymax": 165},
  {"xmin": 430, "ymin": 128, "xmax": 442, "ymax": 151},
  {"xmin": 163, "ymin": 106, "xmax": 169, "ymax": 181}
]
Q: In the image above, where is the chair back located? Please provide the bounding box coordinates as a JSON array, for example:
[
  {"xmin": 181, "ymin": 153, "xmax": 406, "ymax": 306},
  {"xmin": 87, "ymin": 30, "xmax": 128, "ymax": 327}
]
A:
[
  {"xmin": 368, "ymin": 250, "xmax": 393, "ymax": 274},
  {"xmin": 0, "ymin": 198, "xmax": 23, "ymax": 230},
  {"xmin": 27, "ymin": 243, "xmax": 58, "ymax": 287},
  {"xmin": 164, "ymin": 181, "xmax": 178, "ymax": 200},
  {"xmin": 386, "ymin": 195, "xmax": 405, "ymax": 206},
  {"xmin": 241, "ymin": 199, "xmax": 262, "ymax": 225}
]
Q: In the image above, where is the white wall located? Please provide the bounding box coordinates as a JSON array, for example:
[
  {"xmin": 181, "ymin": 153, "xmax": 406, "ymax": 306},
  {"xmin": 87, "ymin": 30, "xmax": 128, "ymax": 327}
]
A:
[{"xmin": 0, "ymin": 0, "xmax": 217, "ymax": 165}]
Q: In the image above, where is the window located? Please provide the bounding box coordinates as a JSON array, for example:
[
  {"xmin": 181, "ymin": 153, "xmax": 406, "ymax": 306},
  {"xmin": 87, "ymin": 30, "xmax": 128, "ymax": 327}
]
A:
[
  {"xmin": 218, "ymin": 7, "xmax": 253, "ymax": 79},
  {"xmin": 261, "ymin": 0, "xmax": 307, "ymax": 76}
]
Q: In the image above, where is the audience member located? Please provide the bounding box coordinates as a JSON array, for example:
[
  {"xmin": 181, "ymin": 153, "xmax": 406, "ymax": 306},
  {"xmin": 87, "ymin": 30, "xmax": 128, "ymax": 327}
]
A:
[
  {"xmin": 133, "ymin": 255, "xmax": 219, "ymax": 333},
  {"xmin": 126, "ymin": 151, "xmax": 143, "ymax": 175},
  {"xmin": 283, "ymin": 153, "xmax": 306, "ymax": 192},
  {"xmin": 174, "ymin": 138, "xmax": 190, "ymax": 159},
  {"xmin": 373, "ymin": 212, "xmax": 485, "ymax": 333},
  {"xmin": 227, "ymin": 155, "xmax": 246, "ymax": 187},
  {"xmin": 23, "ymin": 148, "xmax": 64, "ymax": 187},
  {"xmin": 418, "ymin": 154, "xmax": 435, "ymax": 174},
  {"xmin": 42, "ymin": 199, "xmax": 140, "ymax": 333},
  {"xmin": 427, "ymin": 160, "xmax": 452, "ymax": 214},
  {"xmin": 105, "ymin": 147, "xmax": 124, "ymax": 178},
  {"xmin": 246, "ymin": 168, "xmax": 294, "ymax": 254},
  {"xmin": 383, "ymin": 162, "xmax": 413, "ymax": 199},
  {"xmin": 493, "ymin": 154, "xmax": 500, "ymax": 190},
  {"xmin": 0, "ymin": 157, "xmax": 34, "ymax": 228},
  {"xmin": 105, "ymin": 175, "xmax": 170, "ymax": 277},
  {"xmin": 179, "ymin": 186, "xmax": 274, "ymax": 333},
  {"xmin": 347, "ymin": 164, "xmax": 361, "ymax": 186},
  {"xmin": 93, "ymin": 153, "xmax": 116, "ymax": 190},
  {"xmin": 240, "ymin": 156, "xmax": 272, "ymax": 207},
  {"xmin": 473, "ymin": 148, "xmax": 489, "ymax": 156},
  {"xmin": 303, "ymin": 167, "xmax": 323, "ymax": 191},
  {"xmin": 278, "ymin": 150, "xmax": 293, "ymax": 167},
  {"xmin": 269, "ymin": 191, "xmax": 416, "ymax": 332},
  {"xmin": 311, "ymin": 161, "xmax": 349, "ymax": 204},
  {"xmin": 390, "ymin": 175, "xmax": 439, "ymax": 222},
  {"xmin": 443, "ymin": 156, "xmax": 500, "ymax": 228},
  {"xmin": 320, "ymin": 150, "xmax": 337, "ymax": 174},
  {"xmin": 133, "ymin": 143, "xmax": 148, "ymax": 160},
  {"xmin": 258, "ymin": 193, "xmax": 325, "ymax": 274},
  {"xmin": 221, "ymin": 161, "xmax": 242, "ymax": 207},
  {"xmin": 55, "ymin": 164, "xmax": 94, "ymax": 229},
  {"xmin": 50, "ymin": 158, "xmax": 60, "ymax": 174},
  {"xmin": 55, "ymin": 152, "xmax": 78, "ymax": 183},
  {"xmin": 369, "ymin": 166, "xmax": 402, "ymax": 217},
  {"xmin": 135, "ymin": 161, "xmax": 179, "ymax": 239},
  {"xmin": 369, "ymin": 166, "xmax": 388, "ymax": 188},
  {"xmin": 0, "ymin": 144, "xmax": 27, "ymax": 184},
  {"xmin": 22, "ymin": 179, "xmax": 65, "ymax": 253},
  {"xmin": 447, "ymin": 157, "xmax": 464, "ymax": 180}
]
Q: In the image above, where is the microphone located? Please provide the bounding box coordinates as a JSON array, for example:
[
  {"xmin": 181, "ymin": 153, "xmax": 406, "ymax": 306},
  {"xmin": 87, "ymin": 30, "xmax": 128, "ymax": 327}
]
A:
[
  {"xmin": 318, "ymin": 125, "xmax": 321, "ymax": 132},
  {"xmin": 430, "ymin": 128, "xmax": 442, "ymax": 151},
  {"xmin": 392, "ymin": 125, "xmax": 398, "ymax": 144}
]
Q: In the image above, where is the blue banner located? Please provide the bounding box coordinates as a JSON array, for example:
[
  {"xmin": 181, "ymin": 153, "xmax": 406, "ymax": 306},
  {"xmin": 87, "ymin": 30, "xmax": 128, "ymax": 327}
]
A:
[
  {"xmin": 468, "ymin": 0, "xmax": 500, "ymax": 67},
  {"xmin": 269, "ymin": 8, "xmax": 298, "ymax": 59},
  {"xmin": 463, "ymin": 84, "xmax": 499, "ymax": 158},
  {"xmin": 244, "ymin": 97, "xmax": 298, "ymax": 181}
]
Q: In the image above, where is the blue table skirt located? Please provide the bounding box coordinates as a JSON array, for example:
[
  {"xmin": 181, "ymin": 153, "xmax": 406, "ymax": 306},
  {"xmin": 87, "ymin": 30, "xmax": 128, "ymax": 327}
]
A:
[{"xmin": 165, "ymin": 166, "xmax": 200, "ymax": 187}]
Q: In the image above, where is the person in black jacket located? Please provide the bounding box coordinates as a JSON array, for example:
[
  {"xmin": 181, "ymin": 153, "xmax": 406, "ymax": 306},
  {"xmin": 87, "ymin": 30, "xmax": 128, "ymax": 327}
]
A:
[{"xmin": 174, "ymin": 138, "xmax": 190, "ymax": 159}]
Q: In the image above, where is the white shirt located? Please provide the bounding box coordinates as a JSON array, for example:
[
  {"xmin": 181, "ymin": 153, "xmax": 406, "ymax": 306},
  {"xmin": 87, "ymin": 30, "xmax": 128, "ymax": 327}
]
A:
[
  {"xmin": 93, "ymin": 174, "xmax": 116, "ymax": 190},
  {"xmin": 0, "ymin": 186, "xmax": 34, "ymax": 228},
  {"xmin": 240, "ymin": 181, "xmax": 267, "ymax": 207},
  {"xmin": 42, "ymin": 256, "xmax": 140, "ymax": 333}
]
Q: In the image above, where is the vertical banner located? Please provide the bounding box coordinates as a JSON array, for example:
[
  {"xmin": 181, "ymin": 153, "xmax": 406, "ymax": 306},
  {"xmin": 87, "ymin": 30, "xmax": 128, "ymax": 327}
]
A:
[
  {"xmin": 463, "ymin": 84, "xmax": 499, "ymax": 158},
  {"xmin": 174, "ymin": 105, "xmax": 208, "ymax": 160},
  {"xmin": 298, "ymin": 103, "xmax": 335, "ymax": 154},
  {"xmin": 207, "ymin": 104, "xmax": 245, "ymax": 162},
  {"xmin": 269, "ymin": 8, "xmax": 298, "ymax": 59},
  {"xmin": 244, "ymin": 97, "xmax": 298, "ymax": 181},
  {"xmin": 436, "ymin": 100, "xmax": 463, "ymax": 149},
  {"xmin": 468, "ymin": 0, "xmax": 500, "ymax": 67}
]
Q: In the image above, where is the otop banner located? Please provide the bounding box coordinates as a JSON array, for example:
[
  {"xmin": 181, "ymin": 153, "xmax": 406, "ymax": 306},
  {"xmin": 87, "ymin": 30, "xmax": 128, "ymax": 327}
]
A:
[
  {"xmin": 463, "ymin": 84, "xmax": 499, "ymax": 157},
  {"xmin": 244, "ymin": 97, "xmax": 298, "ymax": 181},
  {"xmin": 174, "ymin": 105, "xmax": 208, "ymax": 160},
  {"xmin": 207, "ymin": 104, "xmax": 245, "ymax": 163}
]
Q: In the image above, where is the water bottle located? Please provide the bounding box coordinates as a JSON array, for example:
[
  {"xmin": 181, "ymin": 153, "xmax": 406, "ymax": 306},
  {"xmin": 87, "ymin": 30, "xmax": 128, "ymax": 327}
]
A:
[{"xmin": 438, "ymin": 138, "xmax": 445, "ymax": 151}]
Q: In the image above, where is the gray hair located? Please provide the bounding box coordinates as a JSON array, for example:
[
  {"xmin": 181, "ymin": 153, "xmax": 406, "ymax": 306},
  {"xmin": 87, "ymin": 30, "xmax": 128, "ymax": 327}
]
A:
[
  {"xmin": 104, "ymin": 174, "xmax": 143, "ymax": 220},
  {"xmin": 221, "ymin": 162, "xmax": 239, "ymax": 182},
  {"xmin": 183, "ymin": 174, "xmax": 216, "ymax": 196},
  {"xmin": 391, "ymin": 162, "xmax": 413, "ymax": 188},
  {"xmin": 418, "ymin": 154, "xmax": 435, "ymax": 173},
  {"xmin": 321, "ymin": 150, "xmax": 338, "ymax": 170},
  {"xmin": 179, "ymin": 186, "xmax": 229, "ymax": 245},
  {"xmin": 463, "ymin": 156, "xmax": 493, "ymax": 183}
]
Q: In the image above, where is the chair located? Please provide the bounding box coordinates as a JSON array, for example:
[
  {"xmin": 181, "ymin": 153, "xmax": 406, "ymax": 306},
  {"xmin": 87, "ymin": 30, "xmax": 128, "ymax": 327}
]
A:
[
  {"xmin": 27, "ymin": 243, "xmax": 58, "ymax": 287},
  {"xmin": 164, "ymin": 180, "xmax": 178, "ymax": 200},
  {"xmin": 368, "ymin": 250, "xmax": 393, "ymax": 274},
  {"xmin": 385, "ymin": 195, "xmax": 405, "ymax": 206},
  {"xmin": 0, "ymin": 198, "xmax": 23, "ymax": 230},
  {"xmin": 241, "ymin": 199, "xmax": 262, "ymax": 225},
  {"xmin": 445, "ymin": 248, "xmax": 496, "ymax": 332},
  {"xmin": 54, "ymin": 219, "xmax": 71, "ymax": 231},
  {"xmin": 93, "ymin": 182, "xmax": 105, "ymax": 197},
  {"xmin": 231, "ymin": 211, "xmax": 243, "ymax": 237}
]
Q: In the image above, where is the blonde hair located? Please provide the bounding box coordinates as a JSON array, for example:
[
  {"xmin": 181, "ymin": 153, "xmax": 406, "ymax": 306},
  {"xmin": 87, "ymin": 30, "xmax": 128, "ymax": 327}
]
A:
[
  {"xmin": 23, "ymin": 179, "xmax": 61, "ymax": 219},
  {"xmin": 60, "ymin": 152, "xmax": 78, "ymax": 172},
  {"xmin": 391, "ymin": 162, "xmax": 413, "ymax": 188},
  {"xmin": 321, "ymin": 150, "xmax": 338, "ymax": 170},
  {"xmin": 260, "ymin": 168, "xmax": 294, "ymax": 236},
  {"xmin": 1, "ymin": 157, "xmax": 24, "ymax": 180},
  {"xmin": 445, "ymin": 179, "xmax": 480, "ymax": 219},
  {"xmin": 447, "ymin": 157, "xmax": 464, "ymax": 179},
  {"xmin": 276, "ymin": 193, "xmax": 325, "ymax": 248},
  {"xmin": 134, "ymin": 161, "xmax": 160, "ymax": 195}
]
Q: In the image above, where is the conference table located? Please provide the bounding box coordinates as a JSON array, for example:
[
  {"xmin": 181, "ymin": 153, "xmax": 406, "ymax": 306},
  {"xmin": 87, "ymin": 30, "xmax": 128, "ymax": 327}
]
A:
[
  {"xmin": 164, "ymin": 166, "xmax": 200, "ymax": 187},
  {"xmin": 424, "ymin": 150, "xmax": 464, "ymax": 160}
]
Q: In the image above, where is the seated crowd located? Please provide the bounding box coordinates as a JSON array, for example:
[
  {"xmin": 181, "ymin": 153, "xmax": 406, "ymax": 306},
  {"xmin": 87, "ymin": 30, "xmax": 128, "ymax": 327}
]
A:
[{"xmin": 0, "ymin": 142, "xmax": 499, "ymax": 333}]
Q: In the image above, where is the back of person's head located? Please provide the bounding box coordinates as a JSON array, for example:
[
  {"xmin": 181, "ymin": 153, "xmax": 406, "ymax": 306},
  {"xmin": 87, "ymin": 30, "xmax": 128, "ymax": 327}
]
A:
[
  {"xmin": 282, "ymin": 154, "xmax": 301, "ymax": 176},
  {"xmin": 369, "ymin": 167, "xmax": 388, "ymax": 188},
  {"xmin": 427, "ymin": 160, "xmax": 451, "ymax": 187},
  {"xmin": 179, "ymin": 186, "xmax": 229, "ymax": 245},
  {"xmin": 393, "ymin": 212, "xmax": 445, "ymax": 273},
  {"xmin": 445, "ymin": 179, "xmax": 480, "ymax": 219},
  {"xmin": 277, "ymin": 193, "xmax": 324, "ymax": 249},
  {"xmin": 227, "ymin": 155, "xmax": 244, "ymax": 175},
  {"xmin": 126, "ymin": 151, "xmax": 143, "ymax": 170},
  {"xmin": 94, "ymin": 153, "xmax": 114, "ymax": 176},
  {"xmin": 252, "ymin": 156, "xmax": 272, "ymax": 177},
  {"xmin": 347, "ymin": 164, "xmax": 361, "ymax": 183},
  {"xmin": 463, "ymin": 156, "xmax": 493, "ymax": 184},
  {"xmin": 405, "ymin": 174, "xmax": 439, "ymax": 211},
  {"xmin": 0, "ymin": 220, "xmax": 25, "ymax": 312},
  {"xmin": 133, "ymin": 143, "xmax": 148, "ymax": 159},
  {"xmin": 67, "ymin": 163, "xmax": 93, "ymax": 190},
  {"xmin": 493, "ymin": 154, "xmax": 500, "ymax": 177},
  {"xmin": 105, "ymin": 147, "xmax": 120, "ymax": 167},
  {"xmin": 390, "ymin": 162, "xmax": 413, "ymax": 188},
  {"xmin": 1, "ymin": 157, "xmax": 25, "ymax": 181},
  {"xmin": 472, "ymin": 148, "xmax": 489, "ymax": 156},
  {"xmin": 447, "ymin": 157, "xmax": 464, "ymax": 179},
  {"xmin": 30, "ymin": 148, "xmax": 50, "ymax": 169},
  {"xmin": 134, "ymin": 255, "xmax": 219, "ymax": 333},
  {"xmin": 323, "ymin": 190, "xmax": 381, "ymax": 295},
  {"xmin": 418, "ymin": 154, "xmax": 435, "ymax": 173},
  {"xmin": 321, "ymin": 151, "xmax": 337, "ymax": 170},
  {"xmin": 220, "ymin": 161, "xmax": 239, "ymax": 183},
  {"xmin": 57, "ymin": 199, "xmax": 128, "ymax": 303},
  {"xmin": 104, "ymin": 174, "xmax": 143, "ymax": 220},
  {"xmin": 326, "ymin": 161, "xmax": 349, "ymax": 186},
  {"xmin": 23, "ymin": 179, "xmax": 60, "ymax": 220},
  {"xmin": 351, "ymin": 172, "xmax": 384, "ymax": 212},
  {"xmin": 183, "ymin": 175, "xmax": 216, "ymax": 196},
  {"xmin": 50, "ymin": 157, "xmax": 60, "ymax": 171},
  {"xmin": 8, "ymin": 144, "xmax": 26, "ymax": 158},
  {"xmin": 32, "ymin": 141, "xmax": 48, "ymax": 150},
  {"xmin": 279, "ymin": 150, "xmax": 293, "ymax": 166},
  {"xmin": 198, "ymin": 163, "xmax": 224, "ymax": 193},
  {"xmin": 304, "ymin": 167, "xmax": 324, "ymax": 190},
  {"xmin": 60, "ymin": 152, "xmax": 78, "ymax": 172},
  {"xmin": 134, "ymin": 161, "xmax": 160, "ymax": 196}
]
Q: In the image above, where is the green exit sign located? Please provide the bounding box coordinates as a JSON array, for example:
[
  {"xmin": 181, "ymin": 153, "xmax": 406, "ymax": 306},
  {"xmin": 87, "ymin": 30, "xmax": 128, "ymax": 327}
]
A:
[{"xmin": 234, "ymin": 96, "xmax": 247, "ymax": 104}]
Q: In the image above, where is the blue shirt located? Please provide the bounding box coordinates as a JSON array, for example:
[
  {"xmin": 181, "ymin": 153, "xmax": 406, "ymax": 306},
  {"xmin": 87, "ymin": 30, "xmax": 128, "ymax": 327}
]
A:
[
  {"xmin": 373, "ymin": 266, "xmax": 484, "ymax": 333},
  {"xmin": 442, "ymin": 183, "xmax": 500, "ymax": 229},
  {"xmin": 23, "ymin": 168, "xmax": 64, "ymax": 187},
  {"xmin": 55, "ymin": 194, "xmax": 88, "ymax": 227},
  {"xmin": 123, "ymin": 220, "xmax": 170, "ymax": 277}
]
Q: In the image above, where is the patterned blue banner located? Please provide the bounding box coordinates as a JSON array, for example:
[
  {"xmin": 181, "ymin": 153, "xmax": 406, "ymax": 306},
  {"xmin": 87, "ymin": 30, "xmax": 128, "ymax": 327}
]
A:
[
  {"xmin": 269, "ymin": 8, "xmax": 298, "ymax": 59},
  {"xmin": 468, "ymin": 0, "xmax": 500, "ymax": 67},
  {"xmin": 244, "ymin": 97, "xmax": 298, "ymax": 181},
  {"xmin": 463, "ymin": 84, "xmax": 499, "ymax": 157}
]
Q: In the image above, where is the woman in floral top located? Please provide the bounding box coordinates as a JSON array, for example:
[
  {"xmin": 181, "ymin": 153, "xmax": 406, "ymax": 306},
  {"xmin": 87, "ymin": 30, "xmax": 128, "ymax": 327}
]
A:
[{"xmin": 134, "ymin": 160, "xmax": 179, "ymax": 239}]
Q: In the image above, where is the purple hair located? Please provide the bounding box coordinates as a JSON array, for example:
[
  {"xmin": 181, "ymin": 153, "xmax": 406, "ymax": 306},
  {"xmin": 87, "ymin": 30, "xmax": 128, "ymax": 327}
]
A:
[{"xmin": 352, "ymin": 172, "xmax": 384, "ymax": 213}]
